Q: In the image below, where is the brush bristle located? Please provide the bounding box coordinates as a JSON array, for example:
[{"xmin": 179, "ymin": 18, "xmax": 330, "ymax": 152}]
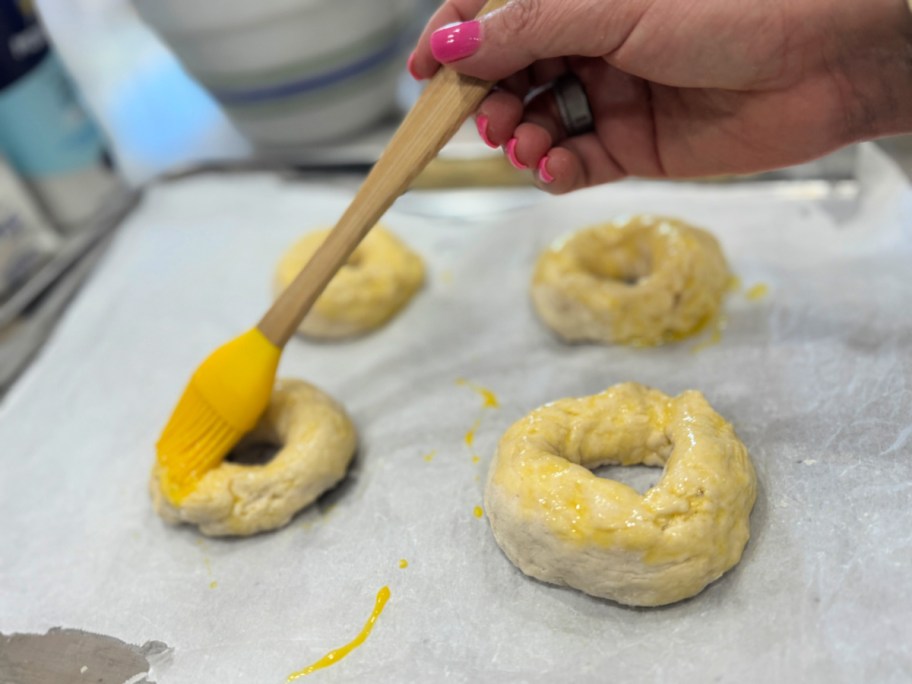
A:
[
  {"xmin": 156, "ymin": 383, "xmax": 244, "ymax": 504},
  {"xmin": 155, "ymin": 328, "xmax": 281, "ymax": 504}
]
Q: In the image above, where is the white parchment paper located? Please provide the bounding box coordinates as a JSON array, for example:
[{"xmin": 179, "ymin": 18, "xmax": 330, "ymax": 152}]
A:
[{"xmin": 2, "ymin": 145, "xmax": 911, "ymax": 683}]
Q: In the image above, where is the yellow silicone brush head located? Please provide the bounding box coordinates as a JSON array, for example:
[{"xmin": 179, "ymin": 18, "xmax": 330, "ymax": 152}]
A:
[{"xmin": 156, "ymin": 328, "xmax": 281, "ymax": 504}]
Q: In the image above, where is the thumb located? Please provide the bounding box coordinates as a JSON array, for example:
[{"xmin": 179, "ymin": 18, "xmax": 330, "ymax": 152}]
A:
[{"xmin": 429, "ymin": 0, "xmax": 632, "ymax": 81}]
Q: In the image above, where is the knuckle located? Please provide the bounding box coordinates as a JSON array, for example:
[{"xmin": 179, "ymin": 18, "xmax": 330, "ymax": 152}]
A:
[{"xmin": 501, "ymin": 0, "xmax": 544, "ymax": 36}]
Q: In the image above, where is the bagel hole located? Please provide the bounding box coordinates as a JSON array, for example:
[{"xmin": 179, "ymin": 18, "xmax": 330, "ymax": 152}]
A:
[
  {"xmin": 592, "ymin": 464, "xmax": 661, "ymax": 494},
  {"xmin": 579, "ymin": 247, "xmax": 652, "ymax": 285},
  {"xmin": 226, "ymin": 431, "xmax": 281, "ymax": 466}
]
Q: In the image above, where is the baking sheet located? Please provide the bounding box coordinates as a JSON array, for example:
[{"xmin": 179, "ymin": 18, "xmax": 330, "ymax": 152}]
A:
[
  {"xmin": 0, "ymin": 188, "xmax": 140, "ymax": 393},
  {"xmin": 2, "ymin": 144, "xmax": 911, "ymax": 683}
]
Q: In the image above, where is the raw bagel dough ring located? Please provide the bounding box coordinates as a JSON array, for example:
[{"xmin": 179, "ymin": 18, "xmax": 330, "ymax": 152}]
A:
[
  {"xmin": 274, "ymin": 225, "xmax": 424, "ymax": 339},
  {"xmin": 531, "ymin": 216, "xmax": 731, "ymax": 346},
  {"xmin": 150, "ymin": 379, "xmax": 356, "ymax": 537},
  {"xmin": 484, "ymin": 383, "xmax": 756, "ymax": 606}
]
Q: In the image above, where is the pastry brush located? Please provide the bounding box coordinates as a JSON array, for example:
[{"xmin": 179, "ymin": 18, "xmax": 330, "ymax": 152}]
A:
[{"xmin": 156, "ymin": 0, "xmax": 508, "ymax": 505}]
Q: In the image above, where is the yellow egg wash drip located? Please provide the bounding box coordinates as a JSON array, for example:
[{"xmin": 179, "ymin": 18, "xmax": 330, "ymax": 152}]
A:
[
  {"xmin": 456, "ymin": 379, "xmax": 500, "ymax": 408},
  {"xmin": 473, "ymin": 506, "xmax": 483, "ymax": 518},
  {"xmin": 628, "ymin": 272, "xmax": 738, "ymax": 348},
  {"xmin": 458, "ymin": 379, "xmax": 499, "ymax": 466},
  {"xmin": 423, "ymin": 450, "xmax": 435, "ymax": 463},
  {"xmin": 691, "ymin": 314, "xmax": 728, "ymax": 354},
  {"xmin": 745, "ymin": 282, "xmax": 768, "ymax": 300},
  {"xmin": 464, "ymin": 418, "xmax": 481, "ymax": 447},
  {"xmin": 399, "ymin": 559, "xmax": 408, "ymax": 569},
  {"xmin": 203, "ymin": 557, "xmax": 216, "ymax": 587},
  {"xmin": 287, "ymin": 586, "xmax": 391, "ymax": 681},
  {"xmin": 198, "ymin": 540, "xmax": 218, "ymax": 589}
]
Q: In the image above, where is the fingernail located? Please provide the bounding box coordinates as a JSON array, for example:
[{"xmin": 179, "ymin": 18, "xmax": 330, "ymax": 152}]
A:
[
  {"xmin": 537, "ymin": 155, "xmax": 554, "ymax": 183},
  {"xmin": 406, "ymin": 51, "xmax": 421, "ymax": 80},
  {"xmin": 505, "ymin": 138, "xmax": 527, "ymax": 170},
  {"xmin": 430, "ymin": 20, "xmax": 481, "ymax": 63},
  {"xmin": 476, "ymin": 115, "xmax": 496, "ymax": 148}
]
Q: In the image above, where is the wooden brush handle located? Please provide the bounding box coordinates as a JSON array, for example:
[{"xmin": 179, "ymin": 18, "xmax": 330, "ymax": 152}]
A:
[{"xmin": 258, "ymin": 0, "xmax": 508, "ymax": 347}]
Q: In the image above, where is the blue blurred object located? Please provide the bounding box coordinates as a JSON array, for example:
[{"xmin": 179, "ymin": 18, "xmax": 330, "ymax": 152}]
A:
[
  {"xmin": 0, "ymin": 0, "xmax": 126, "ymax": 229},
  {"xmin": 111, "ymin": 56, "xmax": 229, "ymax": 166},
  {"xmin": 0, "ymin": 52, "xmax": 105, "ymax": 177},
  {"xmin": 36, "ymin": 0, "xmax": 249, "ymax": 185}
]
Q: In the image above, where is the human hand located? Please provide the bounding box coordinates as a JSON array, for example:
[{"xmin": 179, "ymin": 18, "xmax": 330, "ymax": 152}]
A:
[{"xmin": 409, "ymin": 0, "xmax": 912, "ymax": 193}]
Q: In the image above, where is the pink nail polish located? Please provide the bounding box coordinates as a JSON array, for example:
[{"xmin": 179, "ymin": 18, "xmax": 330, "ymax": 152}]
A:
[
  {"xmin": 406, "ymin": 51, "xmax": 421, "ymax": 80},
  {"xmin": 476, "ymin": 115, "xmax": 496, "ymax": 148},
  {"xmin": 537, "ymin": 155, "xmax": 554, "ymax": 183},
  {"xmin": 505, "ymin": 138, "xmax": 527, "ymax": 170},
  {"xmin": 430, "ymin": 20, "xmax": 481, "ymax": 63}
]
